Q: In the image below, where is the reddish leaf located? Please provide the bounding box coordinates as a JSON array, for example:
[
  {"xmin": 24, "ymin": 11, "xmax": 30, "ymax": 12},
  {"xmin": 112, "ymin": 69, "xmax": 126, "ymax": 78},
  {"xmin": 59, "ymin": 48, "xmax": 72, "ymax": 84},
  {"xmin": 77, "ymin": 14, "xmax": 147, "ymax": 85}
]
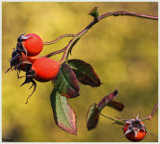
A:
[
  {"xmin": 53, "ymin": 63, "xmax": 80, "ymax": 98},
  {"xmin": 50, "ymin": 88, "xmax": 77, "ymax": 135},
  {"xmin": 108, "ymin": 100, "xmax": 124, "ymax": 111},
  {"xmin": 68, "ymin": 59, "xmax": 102, "ymax": 87},
  {"xmin": 98, "ymin": 89, "xmax": 119, "ymax": 111},
  {"xmin": 87, "ymin": 103, "xmax": 99, "ymax": 130}
]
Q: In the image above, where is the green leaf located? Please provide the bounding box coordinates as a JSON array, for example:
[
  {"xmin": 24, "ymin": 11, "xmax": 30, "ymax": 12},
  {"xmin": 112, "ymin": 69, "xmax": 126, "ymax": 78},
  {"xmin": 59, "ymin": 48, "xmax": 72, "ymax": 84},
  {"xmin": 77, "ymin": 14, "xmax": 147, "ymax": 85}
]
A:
[
  {"xmin": 98, "ymin": 89, "xmax": 119, "ymax": 111},
  {"xmin": 108, "ymin": 100, "xmax": 124, "ymax": 111},
  {"xmin": 50, "ymin": 88, "xmax": 77, "ymax": 135},
  {"xmin": 87, "ymin": 103, "xmax": 99, "ymax": 130},
  {"xmin": 88, "ymin": 7, "xmax": 99, "ymax": 21},
  {"xmin": 53, "ymin": 63, "xmax": 80, "ymax": 98},
  {"xmin": 68, "ymin": 59, "xmax": 102, "ymax": 87}
]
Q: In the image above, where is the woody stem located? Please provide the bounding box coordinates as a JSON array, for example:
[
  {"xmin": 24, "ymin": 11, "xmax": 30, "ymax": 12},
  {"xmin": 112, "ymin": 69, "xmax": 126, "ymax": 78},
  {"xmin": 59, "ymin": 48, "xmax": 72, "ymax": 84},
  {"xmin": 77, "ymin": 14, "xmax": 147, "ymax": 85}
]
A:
[{"xmin": 59, "ymin": 9, "xmax": 158, "ymax": 64}]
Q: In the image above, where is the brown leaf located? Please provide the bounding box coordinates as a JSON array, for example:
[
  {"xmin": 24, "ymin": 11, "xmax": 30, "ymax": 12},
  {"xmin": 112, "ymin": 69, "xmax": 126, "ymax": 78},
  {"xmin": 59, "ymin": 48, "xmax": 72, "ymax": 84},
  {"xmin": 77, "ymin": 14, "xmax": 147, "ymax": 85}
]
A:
[
  {"xmin": 98, "ymin": 89, "xmax": 119, "ymax": 111},
  {"xmin": 108, "ymin": 100, "xmax": 124, "ymax": 111}
]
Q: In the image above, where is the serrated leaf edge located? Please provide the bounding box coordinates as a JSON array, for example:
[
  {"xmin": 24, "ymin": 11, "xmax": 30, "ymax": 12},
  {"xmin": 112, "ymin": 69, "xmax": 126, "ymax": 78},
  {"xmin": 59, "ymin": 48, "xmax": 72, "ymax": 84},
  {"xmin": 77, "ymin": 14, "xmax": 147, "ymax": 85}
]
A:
[
  {"xmin": 57, "ymin": 91, "xmax": 77, "ymax": 135},
  {"xmin": 68, "ymin": 59, "xmax": 101, "ymax": 85},
  {"xmin": 61, "ymin": 66, "xmax": 79, "ymax": 94},
  {"xmin": 51, "ymin": 89, "xmax": 77, "ymax": 135}
]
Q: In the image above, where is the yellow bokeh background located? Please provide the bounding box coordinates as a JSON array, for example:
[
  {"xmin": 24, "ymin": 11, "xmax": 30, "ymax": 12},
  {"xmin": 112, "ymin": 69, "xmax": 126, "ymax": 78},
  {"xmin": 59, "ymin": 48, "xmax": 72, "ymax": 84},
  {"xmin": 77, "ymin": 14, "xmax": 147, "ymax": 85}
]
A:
[{"xmin": 2, "ymin": 2, "xmax": 158, "ymax": 142}]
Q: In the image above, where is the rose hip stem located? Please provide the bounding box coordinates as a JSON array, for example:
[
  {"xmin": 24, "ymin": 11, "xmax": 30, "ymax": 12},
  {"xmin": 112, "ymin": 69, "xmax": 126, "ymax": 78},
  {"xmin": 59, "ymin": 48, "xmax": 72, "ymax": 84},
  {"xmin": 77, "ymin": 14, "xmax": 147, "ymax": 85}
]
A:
[{"xmin": 43, "ymin": 33, "xmax": 76, "ymax": 45}]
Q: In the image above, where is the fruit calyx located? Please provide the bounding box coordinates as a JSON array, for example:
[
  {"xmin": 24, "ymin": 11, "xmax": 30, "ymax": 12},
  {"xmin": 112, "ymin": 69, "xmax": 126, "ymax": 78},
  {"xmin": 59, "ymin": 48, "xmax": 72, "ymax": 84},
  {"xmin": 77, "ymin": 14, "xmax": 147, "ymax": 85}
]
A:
[
  {"xmin": 123, "ymin": 114, "xmax": 148, "ymax": 137},
  {"xmin": 16, "ymin": 32, "xmax": 33, "ymax": 56},
  {"xmin": 19, "ymin": 58, "xmax": 61, "ymax": 103},
  {"xmin": 6, "ymin": 49, "xmax": 37, "ymax": 74},
  {"xmin": 20, "ymin": 64, "xmax": 37, "ymax": 104},
  {"xmin": 17, "ymin": 31, "xmax": 32, "ymax": 42},
  {"xmin": 120, "ymin": 113, "xmax": 150, "ymax": 142}
]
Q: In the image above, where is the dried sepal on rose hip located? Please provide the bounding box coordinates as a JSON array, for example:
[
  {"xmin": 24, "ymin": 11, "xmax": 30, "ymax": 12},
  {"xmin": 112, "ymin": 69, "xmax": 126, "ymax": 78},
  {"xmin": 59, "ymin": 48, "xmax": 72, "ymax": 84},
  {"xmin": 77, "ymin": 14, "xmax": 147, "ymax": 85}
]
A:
[
  {"xmin": 6, "ymin": 48, "xmax": 39, "ymax": 78},
  {"xmin": 122, "ymin": 114, "xmax": 149, "ymax": 142},
  {"xmin": 20, "ymin": 58, "xmax": 60, "ymax": 103},
  {"xmin": 17, "ymin": 52, "xmax": 40, "ymax": 72}
]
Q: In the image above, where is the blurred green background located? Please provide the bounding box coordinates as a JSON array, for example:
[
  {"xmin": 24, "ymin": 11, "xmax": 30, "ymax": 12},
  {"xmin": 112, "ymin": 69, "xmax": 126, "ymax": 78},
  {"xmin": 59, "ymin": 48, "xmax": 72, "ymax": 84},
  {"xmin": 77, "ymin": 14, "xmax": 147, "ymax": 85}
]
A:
[{"xmin": 2, "ymin": 2, "xmax": 158, "ymax": 142}]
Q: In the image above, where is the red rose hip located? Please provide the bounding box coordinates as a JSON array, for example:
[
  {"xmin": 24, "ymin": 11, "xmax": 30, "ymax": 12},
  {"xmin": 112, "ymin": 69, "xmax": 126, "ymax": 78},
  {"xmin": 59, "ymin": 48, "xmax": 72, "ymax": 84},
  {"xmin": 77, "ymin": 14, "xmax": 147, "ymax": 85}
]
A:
[
  {"xmin": 22, "ymin": 33, "xmax": 43, "ymax": 56},
  {"xmin": 123, "ymin": 114, "xmax": 148, "ymax": 142},
  {"xmin": 31, "ymin": 58, "xmax": 60, "ymax": 82}
]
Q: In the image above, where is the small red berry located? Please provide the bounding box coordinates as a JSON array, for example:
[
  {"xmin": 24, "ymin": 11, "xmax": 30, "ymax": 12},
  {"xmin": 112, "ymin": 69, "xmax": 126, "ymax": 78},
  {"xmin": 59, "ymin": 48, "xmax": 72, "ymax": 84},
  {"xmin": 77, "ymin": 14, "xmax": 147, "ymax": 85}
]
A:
[
  {"xmin": 22, "ymin": 33, "xmax": 43, "ymax": 56},
  {"xmin": 31, "ymin": 58, "xmax": 60, "ymax": 82},
  {"xmin": 123, "ymin": 114, "xmax": 148, "ymax": 142}
]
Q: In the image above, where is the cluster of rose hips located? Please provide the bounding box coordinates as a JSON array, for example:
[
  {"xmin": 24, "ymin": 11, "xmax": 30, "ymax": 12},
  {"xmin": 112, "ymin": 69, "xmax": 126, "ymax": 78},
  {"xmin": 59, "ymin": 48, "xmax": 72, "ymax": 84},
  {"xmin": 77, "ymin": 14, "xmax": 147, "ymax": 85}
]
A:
[
  {"xmin": 7, "ymin": 32, "xmax": 60, "ymax": 103},
  {"xmin": 6, "ymin": 7, "xmax": 157, "ymax": 141},
  {"xmin": 7, "ymin": 32, "xmax": 152, "ymax": 142}
]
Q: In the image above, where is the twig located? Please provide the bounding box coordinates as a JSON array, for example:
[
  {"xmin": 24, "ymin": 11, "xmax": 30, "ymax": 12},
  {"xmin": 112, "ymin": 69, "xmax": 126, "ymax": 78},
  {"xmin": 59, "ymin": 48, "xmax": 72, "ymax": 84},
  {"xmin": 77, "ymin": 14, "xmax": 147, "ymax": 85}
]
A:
[
  {"xmin": 59, "ymin": 9, "xmax": 158, "ymax": 63},
  {"xmin": 100, "ymin": 112, "xmax": 125, "ymax": 126},
  {"xmin": 142, "ymin": 102, "xmax": 158, "ymax": 121},
  {"xmin": 43, "ymin": 47, "xmax": 66, "ymax": 58},
  {"xmin": 100, "ymin": 112, "xmax": 117, "ymax": 121},
  {"xmin": 100, "ymin": 11, "xmax": 158, "ymax": 20},
  {"xmin": 43, "ymin": 33, "xmax": 76, "ymax": 45}
]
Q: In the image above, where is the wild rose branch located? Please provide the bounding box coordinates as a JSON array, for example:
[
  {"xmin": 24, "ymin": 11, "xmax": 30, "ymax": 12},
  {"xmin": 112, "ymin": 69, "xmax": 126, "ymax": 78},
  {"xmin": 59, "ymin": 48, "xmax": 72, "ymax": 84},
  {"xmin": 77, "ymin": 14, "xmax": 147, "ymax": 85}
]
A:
[
  {"xmin": 43, "ymin": 7, "xmax": 158, "ymax": 62},
  {"xmin": 7, "ymin": 7, "xmax": 158, "ymax": 140}
]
